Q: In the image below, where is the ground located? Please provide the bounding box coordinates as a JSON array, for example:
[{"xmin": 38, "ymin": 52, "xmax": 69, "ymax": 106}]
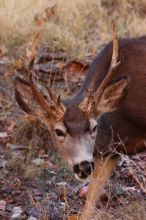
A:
[
  {"xmin": 0, "ymin": 1, "xmax": 146, "ymax": 219},
  {"xmin": 0, "ymin": 45, "xmax": 145, "ymax": 220}
]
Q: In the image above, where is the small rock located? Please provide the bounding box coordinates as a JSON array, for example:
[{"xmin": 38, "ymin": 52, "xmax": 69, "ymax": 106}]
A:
[
  {"xmin": 0, "ymin": 132, "xmax": 8, "ymax": 138},
  {"xmin": 32, "ymin": 158, "xmax": 44, "ymax": 165},
  {"xmin": 27, "ymin": 216, "xmax": 38, "ymax": 220},
  {"xmin": 11, "ymin": 206, "xmax": 23, "ymax": 219},
  {"xmin": 0, "ymin": 159, "xmax": 7, "ymax": 169}
]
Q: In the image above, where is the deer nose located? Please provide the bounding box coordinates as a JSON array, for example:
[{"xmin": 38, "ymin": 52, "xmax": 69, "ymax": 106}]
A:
[{"xmin": 73, "ymin": 161, "xmax": 94, "ymax": 179}]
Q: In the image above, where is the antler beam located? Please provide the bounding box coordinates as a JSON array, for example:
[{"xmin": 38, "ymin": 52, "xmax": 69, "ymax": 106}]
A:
[
  {"xmin": 27, "ymin": 34, "xmax": 66, "ymax": 120},
  {"xmin": 79, "ymin": 22, "xmax": 121, "ymax": 114},
  {"xmin": 94, "ymin": 21, "xmax": 121, "ymax": 104}
]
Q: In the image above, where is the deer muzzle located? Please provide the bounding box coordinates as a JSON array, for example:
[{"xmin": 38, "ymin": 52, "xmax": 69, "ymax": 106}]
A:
[{"xmin": 73, "ymin": 161, "xmax": 94, "ymax": 180}]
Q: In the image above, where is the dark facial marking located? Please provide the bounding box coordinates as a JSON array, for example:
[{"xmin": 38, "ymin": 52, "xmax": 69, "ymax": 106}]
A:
[{"xmin": 63, "ymin": 105, "xmax": 90, "ymax": 135}]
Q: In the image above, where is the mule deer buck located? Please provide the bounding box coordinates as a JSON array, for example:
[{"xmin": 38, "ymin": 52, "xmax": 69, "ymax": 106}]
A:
[{"xmin": 14, "ymin": 24, "xmax": 146, "ymax": 219}]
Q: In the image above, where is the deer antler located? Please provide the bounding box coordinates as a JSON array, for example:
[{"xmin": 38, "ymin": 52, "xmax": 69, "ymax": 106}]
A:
[
  {"xmin": 27, "ymin": 34, "xmax": 66, "ymax": 120},
  {"xmin": 78, "ymin": 89, "xmax": 95, "ymax": 114},
  {"xmin": 94, "ymin": 21, "xmax": 121, "ymax": 104},
  {"xmin": 79, "ymin": 21, "xmax": 121, "ymax": 114}
]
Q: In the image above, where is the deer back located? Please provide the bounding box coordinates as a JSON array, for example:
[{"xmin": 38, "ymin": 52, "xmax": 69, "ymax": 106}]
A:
[{"xmin": 75, "ymin": 36, "xmax": 146, "ymax": 155}]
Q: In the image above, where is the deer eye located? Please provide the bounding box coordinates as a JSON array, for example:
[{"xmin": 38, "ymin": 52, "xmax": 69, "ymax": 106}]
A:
[
  {"xmin": 55, "ymin": 129, "xmax": 65, "ymax": 137},
  {"xmin": 92, "ymin": 125, "xmax": 97, "ymax": 133}
]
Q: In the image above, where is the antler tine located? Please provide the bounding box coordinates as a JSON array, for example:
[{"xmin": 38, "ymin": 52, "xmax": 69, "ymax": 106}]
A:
[
  {"xmin": 47, "ymin": 87, "xmax": 66, "ymax": 112},
  {"xmin": 79, "ymin": 22, "xmax": 121, "ymax": 114},
  {"xmin": 79, "ymin": 89, "xmax": 95, "ymax": 114},
  {"xmin": 26, "ymin": 33, "xmax": 50, "ymax": 114},
  {"xmin": 94, "ymin": 21, "xmax": 121, "ymax": 103},
  {"xmin": 28, "ymin": 34, "xmax": 66, "ymax": 120},
  {"xmin": 47, "ymin": 87, "xmax": 58, "ymax": 103}
]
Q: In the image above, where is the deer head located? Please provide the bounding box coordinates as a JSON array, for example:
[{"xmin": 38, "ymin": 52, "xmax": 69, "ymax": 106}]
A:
[{"xmin": 14, "ymin": 24, "xmax": 128, "ymax": 181}]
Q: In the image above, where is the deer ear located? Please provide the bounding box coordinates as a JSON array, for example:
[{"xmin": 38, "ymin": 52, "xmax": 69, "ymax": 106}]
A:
[
  {"xmin": 14, "ymin": 76, "xmax": 41, "ymax": 115},
  {"xmin": 97, "ymin": 78, "xmax": 129, "ymax": 114}
]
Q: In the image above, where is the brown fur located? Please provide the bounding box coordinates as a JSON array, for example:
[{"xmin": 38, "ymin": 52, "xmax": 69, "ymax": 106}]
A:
[
  {"xmin": 63, "ymin": 106, "xmax": 89, "ymax": 135},
  {"xmin": 79, "ymin": 158, "xmax": 118, "ymax": 220},
  {"xmin": 64, "ymin": 37, "xmax": 146, "ymax": 219},
  {"xmin": 14, "ymin": 36, "xmax": 146, "ymax": 220},
  {"xmin": 67, "ymin": 36, "xmax": 146, "ymax": 156}
]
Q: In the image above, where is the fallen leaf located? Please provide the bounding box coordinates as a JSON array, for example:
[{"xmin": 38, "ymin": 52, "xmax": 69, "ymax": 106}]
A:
[
  {"xmin": 6, "ymin": 120, "xmax": 16, "ymax": 132},
  {"xmin": 43, "ymin": 160, "xmax": 57, "ymax": 170},
  {"xmin": 38, "ymin": 148, "xmax": 45, "ymax": 156},
  {"xmin": 15, "ymin": 58, "xmax": 24, "ymax": 70},
  {"xmin": 79, "ymin": 185, "xmax": 89, "ymax": 197},
  {"xmin": 64, "ymin": 60, "xmax": 89, "ymax": 82}
]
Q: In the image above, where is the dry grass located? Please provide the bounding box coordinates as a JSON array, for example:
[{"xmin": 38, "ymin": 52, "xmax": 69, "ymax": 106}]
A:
[
  {"xmin": 80, "ymin": 154, "xmax": 146, "ymax": 220},
  {"xmin": 1, "ymin": 0, "xmax": 146, "ymax": 58},
  {"xmin": 93, "ymin": 200, "xmax": 146, "ymax": 220}
]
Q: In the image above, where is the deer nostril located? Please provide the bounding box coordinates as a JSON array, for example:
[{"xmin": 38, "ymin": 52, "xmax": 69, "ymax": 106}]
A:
[
  {"xmin": 84, "ymin": 163, "xmax": 92, "ymax": 175},
  {"xmin": 73, "ymin": 164, "xmax": 80, "ymax": 174}
]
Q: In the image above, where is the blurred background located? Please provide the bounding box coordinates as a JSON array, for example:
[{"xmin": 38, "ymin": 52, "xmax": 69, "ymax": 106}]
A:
[{"xmin": 1, "ymin": 0, "xmax": 146, "ymax": 58}]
